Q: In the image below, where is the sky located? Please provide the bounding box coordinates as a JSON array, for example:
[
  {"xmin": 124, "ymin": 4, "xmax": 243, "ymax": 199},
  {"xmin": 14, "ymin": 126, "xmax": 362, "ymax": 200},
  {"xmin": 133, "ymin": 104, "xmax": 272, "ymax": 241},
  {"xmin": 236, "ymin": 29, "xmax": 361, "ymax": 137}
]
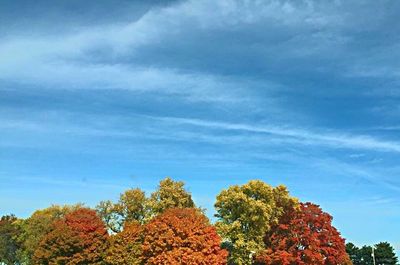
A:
[{"xmin": 1, "ymin": 0, "xmax": 400, "ymax": 252}]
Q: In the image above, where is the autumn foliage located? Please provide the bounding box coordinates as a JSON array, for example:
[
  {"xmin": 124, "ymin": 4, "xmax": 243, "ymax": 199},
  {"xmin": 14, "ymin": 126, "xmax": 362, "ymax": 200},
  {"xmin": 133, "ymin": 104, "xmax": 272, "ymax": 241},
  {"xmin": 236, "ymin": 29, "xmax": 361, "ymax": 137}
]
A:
[
  {"xmin": 1, "ymin": 178, "xmax": 379, "ymax": 265},
  {"xmin": 255, "ymin": 202, "xmax": 351, "ymax": 265},
  {"xmin": 214, "ymin": 180, "xmax": 298, "ymax": 265},
  {"xmin": 105, "ymin": 221, "xmax": 143, "ymax": 265},
  {"xmin": 0, "ymin": 215, "xmax": 20, "ymax": 265},
  {"xmin": 142, "ymin": 208, "xmax": 228, "ymax": 265},
  {"xmin": 32, "ymin": 208, "xmax": 108, "ymax": 264}
]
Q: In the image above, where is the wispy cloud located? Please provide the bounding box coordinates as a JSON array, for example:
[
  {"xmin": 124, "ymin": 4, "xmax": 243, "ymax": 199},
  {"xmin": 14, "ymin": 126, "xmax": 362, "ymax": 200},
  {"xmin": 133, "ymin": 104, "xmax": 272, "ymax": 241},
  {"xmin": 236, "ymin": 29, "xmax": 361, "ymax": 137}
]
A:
[
  {"xmin": 3, "ymin": 110, "xmax": 400, "ymax": 153},
  {"xmin": 154, "ymin": 116, "xmax": 400, "ymax": 153}
]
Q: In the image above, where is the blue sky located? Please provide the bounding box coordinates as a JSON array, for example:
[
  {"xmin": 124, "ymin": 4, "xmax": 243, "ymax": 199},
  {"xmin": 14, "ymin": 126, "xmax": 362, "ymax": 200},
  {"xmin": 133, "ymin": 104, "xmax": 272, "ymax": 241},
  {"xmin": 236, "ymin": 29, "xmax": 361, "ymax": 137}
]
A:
[{"xmin": 1, "ymin": 0, "xmax": 400, "ymax": 252}]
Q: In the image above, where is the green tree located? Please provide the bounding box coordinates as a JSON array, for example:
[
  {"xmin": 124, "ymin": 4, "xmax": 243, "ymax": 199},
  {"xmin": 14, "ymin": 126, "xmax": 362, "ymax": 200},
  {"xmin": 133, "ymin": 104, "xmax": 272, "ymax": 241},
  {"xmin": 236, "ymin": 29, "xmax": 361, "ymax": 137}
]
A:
[
  {"xmin": 347, "ymin": 242, "xmax": 398, "ymax": 265},
  {"xmin": 96, "ymin": 200, "xmax": 121, "ymax": 233},
  {"xmin": 0, "ymin": 215, "xmax": 21, "ymax": 265},
  {"xmin": 374, "ymin": 242, "xmax": 398, "ymax": 265},
  {"xmin": 16, "ymin": 204, "xmax": 81, "ymax": 264},
  {"xmin": 357, "ymin": 245, "xmax": 374, "ymax": 265},
  {"xmin": 346, "ymin": 242, "xmax": 362, "ymax": 265},
  {"xmin": 148, "ymin": 177, "xmax": 195, "ymax": 216},
  {"xmin": 214, "ymin": 180, "xmax": 298, "ymax": 265},
  {"xmin": 97, "ymin": 188, "xmax": 148, "ymax": 233}
]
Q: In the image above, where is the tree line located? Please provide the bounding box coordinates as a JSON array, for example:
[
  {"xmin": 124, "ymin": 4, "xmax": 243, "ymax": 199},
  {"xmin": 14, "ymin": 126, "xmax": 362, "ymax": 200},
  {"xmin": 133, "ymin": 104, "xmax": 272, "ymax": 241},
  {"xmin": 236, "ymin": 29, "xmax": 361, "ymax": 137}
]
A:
[
  {"xmin": 346, "ymin": 242, "xmax": 398, "ymax": 265},
  {"xmin": 0, "ymin": 177, "xmax": 398, "ymax": 264}
]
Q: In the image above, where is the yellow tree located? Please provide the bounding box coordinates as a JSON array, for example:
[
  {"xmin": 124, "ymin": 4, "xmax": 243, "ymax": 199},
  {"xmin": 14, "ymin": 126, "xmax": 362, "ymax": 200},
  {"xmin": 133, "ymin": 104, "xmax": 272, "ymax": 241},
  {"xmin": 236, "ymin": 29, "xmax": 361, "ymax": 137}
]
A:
[
  {"xmin": 215, "ymin": 180, "xmax": 298, "ymax": 265},
  {"xmin": 148, "ymin": 177, "xmax": 195, "ymax": 216},
  {"xmin": 97, "ymin": 188, "xmax": 148, "ymax": 233}
]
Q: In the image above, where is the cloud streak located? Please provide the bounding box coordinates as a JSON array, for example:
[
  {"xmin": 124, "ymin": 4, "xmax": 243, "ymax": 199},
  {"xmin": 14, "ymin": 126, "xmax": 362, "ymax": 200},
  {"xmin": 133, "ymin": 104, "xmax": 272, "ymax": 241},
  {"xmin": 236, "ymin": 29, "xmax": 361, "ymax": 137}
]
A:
[
  {"xmin": 154, "ymin": 116, "xmax": 400, "ymax": 153},
  {"xmin": 2, "ymin": 109, "xmax": 400, "ymax": 154}
]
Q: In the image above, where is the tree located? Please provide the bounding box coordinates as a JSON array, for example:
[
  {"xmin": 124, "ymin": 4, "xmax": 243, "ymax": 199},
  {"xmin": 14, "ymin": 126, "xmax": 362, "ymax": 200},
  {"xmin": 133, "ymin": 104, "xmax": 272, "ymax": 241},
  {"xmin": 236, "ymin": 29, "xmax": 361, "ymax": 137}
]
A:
[
  {"xmin": 148, "ymin": 177, "xmax": 195, "ymax": 216},
  {"xmin": 96, "ymin": 200, "xmax": 120, "ymax": 233},
  {"xmin": 374, "ymin": 242, "xmax": 398, "ymax": 265},
  {"xmin": 346, "ymin": 242, "xmax": 363, "ymax": 265},
  {"xmin": 0, "ymin": 215, "xmax": 21, "ymax": 265},
  {"xmin": 97, "ymin": 188, "xmax": 148, "ymax": 233},
  {"xmin": 16, "ymin": 204, "xmax": 81, "ymax": 264},
  {"xmin": 255, "ymin": 202, "xmax": 351, "ymax": 265},
  {"xmin": 97, "ymin": 177, "xmax": 195, "ymax": 233},
  {"xmin": 214, "ymin": 180, "xmax": 298, "ymax": 265},
  {"xmin": 32, "ymin": 208, "xmax": 108, "ymax": 264},
  {"xmin": 142, "ymin": 208, "xmax": 228, "ymax": 264},
  {"xmin": 105, "ymin": 222, "xmax": 143, "ymax": 265},
  {"xmin": 347, "ymin": 242, "xmax": 398, "ymax": 265},
  {"xmin": 358, "ymin": 245, "xmax": 374, "ymax": 265}
]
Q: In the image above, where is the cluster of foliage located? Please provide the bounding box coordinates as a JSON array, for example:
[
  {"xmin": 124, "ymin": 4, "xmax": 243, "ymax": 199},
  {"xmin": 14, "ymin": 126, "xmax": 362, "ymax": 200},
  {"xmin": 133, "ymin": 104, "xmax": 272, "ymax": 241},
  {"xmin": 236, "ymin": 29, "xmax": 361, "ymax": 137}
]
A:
[
  {"xmin": 32, "ymin": 208, "xmax": 109, "ymax": 264},
  {"xmin": 105, "ymin": 221, "xmax": 143, "ymax": 264},
  {"xmin": 0, "ymin": 177, "xmax": 223, "ymax": 265},
  {"xmin": 254, "ymin": 203, "xmax": 351, "ymax": 265},
  {"xmin": 15, "ymin": 204, "xmax": 82, "ymax": 263},
  {"xmin": 1, "ymin": 177, "xmax": 395, "ymax": 265},
  {"xmin": 346, "ymin": 242, "xmax": 398, "ymax": 265},
  {"xmin": 0, "ymin": 215, "xmax": 20, "ymax": 264},
  {"xmin": 104, "ymin": 208, "xmax": 226, "ymax": 265},
  {"xmin": 96, "ymin": 177, "xmax": 195, "ymax": 232},
  {"xmin": 142, "ymin": 208, "xmax": 227, "ymax": 264},
  {"xmin": 214, "ymin": 180, "xmax": 298, "ymax": 264}
]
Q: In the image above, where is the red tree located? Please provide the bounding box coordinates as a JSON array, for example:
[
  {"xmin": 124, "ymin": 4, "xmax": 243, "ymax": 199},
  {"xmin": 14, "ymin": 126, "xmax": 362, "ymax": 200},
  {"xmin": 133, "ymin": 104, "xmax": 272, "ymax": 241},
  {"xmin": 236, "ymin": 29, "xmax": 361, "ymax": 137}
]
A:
[
  {"xmin": 255, "ymin": 202, "xmax": 351, "ymax": 265},
  {"xmin": 33, "ymin": 208, "xmax": 108, "ymax": 264},
  {"xmin": 142, "ymin": 208, "xmax": 228, "ymax": 265}
]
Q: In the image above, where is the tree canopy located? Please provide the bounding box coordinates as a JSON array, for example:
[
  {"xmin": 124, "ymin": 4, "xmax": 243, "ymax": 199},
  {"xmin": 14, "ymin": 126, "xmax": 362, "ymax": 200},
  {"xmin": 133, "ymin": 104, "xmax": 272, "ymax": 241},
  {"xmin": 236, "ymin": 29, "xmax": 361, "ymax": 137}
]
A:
[
  {"xmin": 374, "ymin": 242, "xmax": 398, "ymax": 265},
  {"xmin": 142, "ymin": 208, "xmax": 228, "ymax": 264},
  {"xmin": 33, "ymin": 208, "xmax": 108, "ymax": 265},
  {"xmin": 105, "ymin": 221, "xmax": 143, "ymax": 265},
  {"xmin": 97, "ymin": 177, "xmax": 196, "ymax": 233},
  {"xmin": 215, "ymin": 180, "xmax": 298, "ymax": 265},
  {"xmin": 97, "ymin": 188, "xmax": 148, "ymax": 233},
  {"xmin": 16, "ymin": 204, "xmax": 81, "ymax": 264},
  {"xmin": 147, "ymin": 177, "xmax": 195, "ymax": 216},
  {"xmin": 255, "ymin": 202, "xmax": 351, "ymax": 265},
  {"xmin": 3, "ymin": 177, "xmax": 397, "ymax": 265},
  {"xmin": 346, "ymin": 241, "xmax": 398, "ymax": 265},
  {"xmin": 0, "ymin": 215, "xmax": 20, "ymax": 265}
]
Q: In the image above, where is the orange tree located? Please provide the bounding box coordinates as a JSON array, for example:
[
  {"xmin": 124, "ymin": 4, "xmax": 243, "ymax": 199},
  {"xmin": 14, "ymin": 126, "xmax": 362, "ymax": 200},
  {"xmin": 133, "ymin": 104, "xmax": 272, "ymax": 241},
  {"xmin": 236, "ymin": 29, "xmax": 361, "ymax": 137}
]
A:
[
  {"xmin": 16, "ymin": 204, "xmax": 81, "ymax": 263},
  {"xmin": 33, "ymin": 208, "xmax": 108, "ymax": 264},
  {"xmin": 255, "ymin": 202, "xmax": 351, "ymax": 265},
  {"xmin": 105, "ymin": 221, "xmax": 143, "ymax": 265},
  {"xmin": 142, "ymin": 208, "xmax": 228, "ymax": 264}
]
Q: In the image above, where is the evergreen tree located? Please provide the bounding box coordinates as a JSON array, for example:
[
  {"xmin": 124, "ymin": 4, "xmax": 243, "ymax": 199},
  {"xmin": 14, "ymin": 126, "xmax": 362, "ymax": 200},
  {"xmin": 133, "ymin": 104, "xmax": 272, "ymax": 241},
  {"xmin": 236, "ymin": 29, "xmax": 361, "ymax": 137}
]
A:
[{"xmin": 374, "ymin": 242, "xmax": 398, "ymax": 265}]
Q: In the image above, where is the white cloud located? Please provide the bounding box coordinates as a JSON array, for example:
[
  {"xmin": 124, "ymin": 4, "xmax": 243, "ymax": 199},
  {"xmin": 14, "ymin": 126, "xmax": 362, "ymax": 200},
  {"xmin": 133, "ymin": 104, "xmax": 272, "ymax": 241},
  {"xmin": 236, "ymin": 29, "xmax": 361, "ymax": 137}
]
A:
[
  {"xmin": 3, "ymin": 109, "xmax": 400, "ymax": 154},
  {"xmin": 0, "ymin": 0, "xmax": 352, "ymax": 102},
  {"xmin": 154, "ymin": 116, "xmax": 400, "ymax": 153}
]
